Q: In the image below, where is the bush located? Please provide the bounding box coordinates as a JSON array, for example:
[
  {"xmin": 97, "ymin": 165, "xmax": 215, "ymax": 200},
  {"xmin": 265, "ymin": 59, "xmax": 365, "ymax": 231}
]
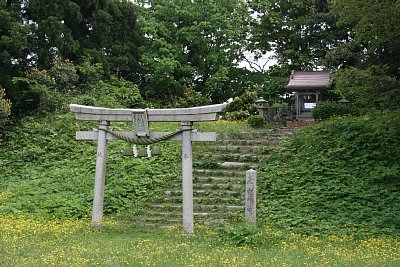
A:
[
  {"xmin": 76, "ymin": 95, "xmax": 96, "ymax": 106},
  {"xmin": 247, "ymin": 115, "xmax": 265, "ymax": 128},
  {"xmin": 224, "ymin": 88, "xmax": 259, "ymax": 121},
  {"xmin": 0, "ymin": 87, "xmax": 12, "ymax": 131},
  {"xmin": 173, "ymin": 87, "xmax": 211, "ymax": 108},
  {"xmin": 334, "ymin": 66, "xmax": 400, "ymax": 110},
  {"xmin": 47, "ymin": 59, "xmax": 79, "ymax": 92},
  {"xmin": 313, "ymin": 101, "xmax": 359, "ymax": 121},
  {"xmin": 224, "ymin": 110, "xmax": 251, "ymax": 121},
  {"xmin": 94, "ymin": 76, "xmax": 144, "ymax": 108}
]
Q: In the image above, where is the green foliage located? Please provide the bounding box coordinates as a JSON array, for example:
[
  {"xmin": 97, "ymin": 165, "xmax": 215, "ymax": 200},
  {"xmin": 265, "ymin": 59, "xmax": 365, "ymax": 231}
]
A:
[
  {"xmin": 138, "ymin": 0, "xmax": 250, "ymax": 103},
  {"xmin": 47, "ymin": 59, "xmax": 79, "ymax": 92},
  {"xmin": 172, "ymin": 87, "xmax": 211, "ymax": 108},
  {"xmin": 25, "ymin": 0, "xmax": 141, "ymax": 79},
  {"xmin": 334, "ymin": 66, "xmax": 400, "ymax": 110},
  {"xmin": 0, "ymin": 87, "xmax": 12, "ymax": 135},
  {"xmin": 217, "ymin": 224, "xmax": 261, "ymax": 246},
  {"xmin": 10, "ymin": 62, "xmax": 77, "ymax": 114},
  {"xmin": 223, "ymin": 110, "xmax": 251, "ymax": 121},
  {"xmin": 76, "ymin": 95, "xmax": 96, "ymax": 106},
  {"xmin": 224, "ymin": 88, "xmax": 259, "ymax": 121},
  {"xmin": 259, "ymin": 111, "xmax": 400, "ymax": 236},
  {"xmin": 76, "ymin": 60, "xmax": 104, "ymax": 92},
  {"xmin": 331, "ymin": 0, "xmax": 400, "ymax": 75},
  {"xmin": 247, "ymin": 115, "xmax": 265, "ymax": 128},
  {"xmin": 9, "ymin": 59, "xmax": 144, "ymax": 115},
  {"xmin": 312, "ymin": 101, "xmax": 359, "ymax": 121},
  {"xmin": 103, "ymin": 77, "xmax": 143, "ymax": 108},
  {"xmin": 0, "ymin": 2, "xmax": 30, "ymax": 88},
  {"xmin": 249, "ymin": 0, "xmax": 347, "ymax": 69},
  {"xmin": 0, "ymin": 113, "xmax": 180, "ymax": 219}
]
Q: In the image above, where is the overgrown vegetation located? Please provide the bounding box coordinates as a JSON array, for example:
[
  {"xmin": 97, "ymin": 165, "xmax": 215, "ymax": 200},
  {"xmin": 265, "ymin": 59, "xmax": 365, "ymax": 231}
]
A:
[
  {"xmin": 259, "ymin": 111, "xmax": 400, "ymax": 236},
  {"xmin": 0, "ymin": 109, "xmax": 259, "ymax": 220},
  {"xmin": 224, "ymin": 88, "xmax": 259, "ymax": 121},
  {"xmin": 0, "ymin": 113, "xmax": 181, "ymax": 219},
  {"xmin": 334, "ymin": 66, "xmax": 400, "ymax": 111},
  {"xmin": 312, "ymin": 101, "xmax": 359, "ymax": 121},
  {"xmin": 0, "ymin": 87, "xmax": 11, "ymax": 135},
  {"xmin": 247, "ymin": 115, "xmax": 265, "ymax": 128}
]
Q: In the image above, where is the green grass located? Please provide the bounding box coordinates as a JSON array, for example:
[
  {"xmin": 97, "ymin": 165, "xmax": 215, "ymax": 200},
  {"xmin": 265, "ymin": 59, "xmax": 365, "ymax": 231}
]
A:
[{"xmin": 1, "ymin": 216, "xmax": 399, "ymax": 267}]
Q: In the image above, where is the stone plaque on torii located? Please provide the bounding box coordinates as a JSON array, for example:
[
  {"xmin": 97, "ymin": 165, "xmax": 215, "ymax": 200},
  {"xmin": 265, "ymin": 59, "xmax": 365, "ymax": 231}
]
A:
[{"xmin": 69, "ymin": 103, "xmax": 227, "ymax": 234}]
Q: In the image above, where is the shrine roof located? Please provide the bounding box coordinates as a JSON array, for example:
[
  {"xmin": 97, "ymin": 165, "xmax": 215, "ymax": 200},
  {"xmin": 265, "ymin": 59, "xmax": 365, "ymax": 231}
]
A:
[{"xmin": 286, "ymin": 70, "xmax": 333, "ymax": 89}]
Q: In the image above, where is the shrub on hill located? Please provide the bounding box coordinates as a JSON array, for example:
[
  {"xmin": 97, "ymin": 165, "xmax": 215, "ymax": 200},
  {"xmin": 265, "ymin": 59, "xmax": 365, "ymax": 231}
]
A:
[
  {"xmin": 0, "ymin": 87, "xmax": 11, "ymax": 130},
  {"xmin": 224, "ymin": 89, "xmax": 258, "ymax": 121},
  {"xmin": 259, "ymin": 111, "xmax": 400, "ymax": 235},
  {"xmin": 312, "ymin": 101, "xmax": 359, "ymax": 121}
]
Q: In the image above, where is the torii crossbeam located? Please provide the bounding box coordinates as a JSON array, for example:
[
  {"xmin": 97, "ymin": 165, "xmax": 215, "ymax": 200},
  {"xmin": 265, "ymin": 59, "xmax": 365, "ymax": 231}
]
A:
[{"xmin": 70, "ymin": 103, "xmax": 227, "ymax": 233}]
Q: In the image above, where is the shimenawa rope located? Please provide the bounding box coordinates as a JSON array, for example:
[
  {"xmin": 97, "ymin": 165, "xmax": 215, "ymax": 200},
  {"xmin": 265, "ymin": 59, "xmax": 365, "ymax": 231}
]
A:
[{"xmin": 104, "ymin": 129, "xmax": 184, "ymax": 145}]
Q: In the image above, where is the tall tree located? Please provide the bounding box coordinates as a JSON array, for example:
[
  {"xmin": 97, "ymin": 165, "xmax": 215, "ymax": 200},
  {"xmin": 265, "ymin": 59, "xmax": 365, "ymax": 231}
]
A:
[
  {"xmin": 249, "ymin": 0, "xmax": 348, "ymax": 70},
  {"xmin": 0, "ymin": 0, "xmax": 30, "ymax": 88},
  {"xmin": 25, "ymin": 0, "xmax": 141, "ymax": 81},
  {"xmin": 330, "ymin": 0, "xmax": 400, "ymax": 77},
  {"xmin": 87, "ymin": 0, "xmax": 141, "ymax": 80},
  {"xmin": 138, "ymin": 0, "xmax": 250, "ymax": 103}
]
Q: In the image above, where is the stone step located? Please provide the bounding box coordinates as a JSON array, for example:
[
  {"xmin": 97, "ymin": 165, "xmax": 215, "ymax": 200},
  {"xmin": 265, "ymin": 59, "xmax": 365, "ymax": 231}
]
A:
[
  {"xmin": 195, "ymin": 153, "xmax": 264, "ymax": 163},
  {"xmin": 136, "ymin": 211, "xmax": 232, "ymax": 220},
  {"xmin": 194, "ymin": 169, "xmax": 245, "ymax": 177},
  {"xmin": 165, "ymin": 183, "xmax": 245, "ymax": 190},
  {"xmin": 220, "ymin": 161, "xmax": 254, "ymax": 169},
  {"xmin": 133, "ymin": 215, "xmax": 181, "ymax": 223},
  {"xmin": 161, "ymin": 195, "xmax": 244, "ymax": 205},
  {"xmin": 209, "ymin": 145, "xmax": 270, "ymax": 154},
  {"xmin": 194, "ymin": 183, "xmax": 244, "ymax": 190},
  {"xmin": 160, "ymin": 196, "xmax": 244, "ymax": 205},
  {"xmin": 164, "ymin": 179, "xmax": 246, "ymax": 190},
  {"xmin": 164, "ymin": 190, "xmax": 243, "ymax": 197},
  {"xmin": 219, "ymin": 139, "xmax": 281, "ymax": 145},
  {"xmin": 193, "ymin": 176, "xmax": 244, "ymax": 184},
  {"xmin": 130, "ymin": 126, "xmax": 294, "ymax": 228},
  {"xmin": 219, "ymin": 130, "xmax": 294, "ymax": 140},
  {"xmin": 193, "ymin": 161, "xmax": 255, "ymax": 170},
  {"xmin": 194, "ymin": 197, "xmax": 244, "ymax": 204},
  {"xmin": 193, "ymin": 161, "xmax": 223, "ymax": 169},
  {"xmin": 152, "ymin": 204, "xmax": 244, "ymax": 212}
]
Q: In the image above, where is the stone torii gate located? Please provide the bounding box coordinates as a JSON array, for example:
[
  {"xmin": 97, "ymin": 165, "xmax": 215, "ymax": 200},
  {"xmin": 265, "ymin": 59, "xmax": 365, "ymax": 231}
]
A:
[{"xmin": 69, "ymin": 103, "xmax": 227, "ymax": 234}]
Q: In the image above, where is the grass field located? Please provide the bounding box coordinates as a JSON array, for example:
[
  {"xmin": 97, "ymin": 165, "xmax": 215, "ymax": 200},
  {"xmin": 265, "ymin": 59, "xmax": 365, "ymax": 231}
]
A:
[{"xmin": 1, "ymin": 215, "xmax": 399, "ymax": 267}]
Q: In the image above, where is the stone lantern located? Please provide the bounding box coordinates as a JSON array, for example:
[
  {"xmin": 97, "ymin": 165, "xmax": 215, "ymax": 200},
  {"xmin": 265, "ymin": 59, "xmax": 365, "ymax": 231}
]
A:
[{"xmin": 255, "ymin": 97, "xmax": 267, "ymax": 118}]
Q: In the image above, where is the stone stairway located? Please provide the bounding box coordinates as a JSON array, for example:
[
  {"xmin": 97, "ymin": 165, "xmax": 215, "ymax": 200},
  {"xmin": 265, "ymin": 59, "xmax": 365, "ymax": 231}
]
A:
[{"xmin": 131, "ymin": 127, "xmax": 295, "ymax": 227}]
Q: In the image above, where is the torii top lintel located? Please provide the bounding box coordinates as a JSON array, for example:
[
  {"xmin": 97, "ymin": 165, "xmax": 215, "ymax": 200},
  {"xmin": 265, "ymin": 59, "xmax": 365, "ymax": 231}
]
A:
[{"xmin": 69, "ymin": 103, "xmax": 227, "ymax": 122}]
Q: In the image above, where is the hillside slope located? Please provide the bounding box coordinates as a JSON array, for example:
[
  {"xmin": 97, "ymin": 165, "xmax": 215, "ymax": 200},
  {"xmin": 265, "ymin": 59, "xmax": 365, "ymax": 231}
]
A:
[
  {"xmin": 258, "ymin": 110, "xmax": 400, "ymax": 235},
  {"xmin": 0, "ymin": 113, "xmax": 181, "ymax": 219}
]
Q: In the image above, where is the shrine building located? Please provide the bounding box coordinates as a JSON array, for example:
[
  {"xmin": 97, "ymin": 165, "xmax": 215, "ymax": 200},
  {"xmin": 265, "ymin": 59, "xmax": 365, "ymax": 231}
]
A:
[{"xmin": 286, "ymin": 70, "xmax": 333, "ymax": 121}]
